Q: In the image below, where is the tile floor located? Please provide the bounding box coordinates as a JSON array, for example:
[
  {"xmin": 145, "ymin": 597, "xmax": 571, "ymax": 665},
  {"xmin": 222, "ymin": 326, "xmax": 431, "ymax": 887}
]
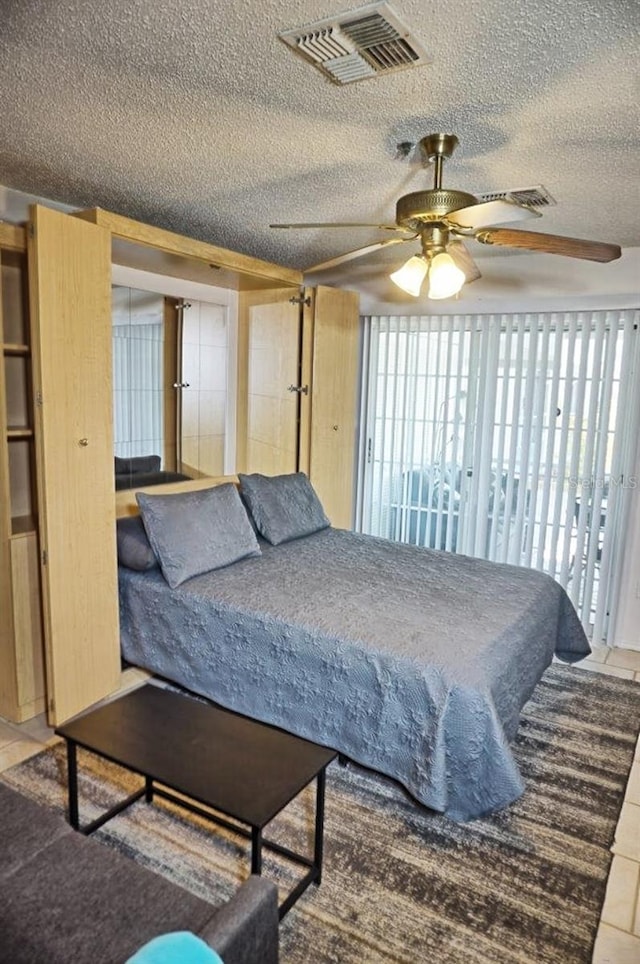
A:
[{"xmin": 1, "ymin": 654, "xmax": 639, "ymax": 963}]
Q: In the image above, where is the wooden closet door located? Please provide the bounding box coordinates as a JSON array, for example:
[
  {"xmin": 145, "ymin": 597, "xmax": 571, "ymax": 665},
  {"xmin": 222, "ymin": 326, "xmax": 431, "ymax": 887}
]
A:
[
  {"xmin": 28, "ymin": 205, "xmax": 120, "ymax": 724},
  {"xmin": 308, "ymin": 286, "xmax": 360, "ymax": 529},
  {"xmin": 239, "ymin": 290, "xmax": 302, "ymax": 475}
]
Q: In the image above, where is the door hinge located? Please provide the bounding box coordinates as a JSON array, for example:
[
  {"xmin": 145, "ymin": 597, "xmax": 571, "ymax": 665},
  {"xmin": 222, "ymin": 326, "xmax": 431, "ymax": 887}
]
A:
[
  {"xmin": 287, "ymin": 384, "xmax": 309, "ymax": 395},
  {"xmin": 289, "ymin": 295, "xmax": 311, "ymax": 307},
  {"xmin": 41, "ymin": 549, "xmax": 48, "ymax": 566},
  {"xmin": 27, "ymin": 223, "xmax": 35, "ymax": 239},
  {"xmin": 35, "ymin": 391, "xmax": 43, "ymax": 407},
  {"xmin": 367, "ymin": 437, "xmax": 372, "ymax": 464}
]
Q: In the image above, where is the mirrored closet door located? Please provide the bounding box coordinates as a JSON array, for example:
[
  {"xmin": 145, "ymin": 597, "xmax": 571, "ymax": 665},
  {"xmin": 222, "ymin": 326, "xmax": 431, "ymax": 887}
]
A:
[{"xmin": 112, "ymin": 284, "xmax": 234, "ymax": 490}]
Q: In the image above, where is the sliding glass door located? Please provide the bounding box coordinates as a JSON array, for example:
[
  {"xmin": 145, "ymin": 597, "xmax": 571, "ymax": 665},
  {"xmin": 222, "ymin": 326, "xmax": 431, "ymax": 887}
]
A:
[{"xmin": 357, "ymin": 309, "xmax": 640, "ymax": 643}]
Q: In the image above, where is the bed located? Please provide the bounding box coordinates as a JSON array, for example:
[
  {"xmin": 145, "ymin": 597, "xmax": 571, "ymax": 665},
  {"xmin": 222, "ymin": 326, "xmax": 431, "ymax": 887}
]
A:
[{"xmin": 118, "ymin": 475, "xmax": 590, "ymax": 821}]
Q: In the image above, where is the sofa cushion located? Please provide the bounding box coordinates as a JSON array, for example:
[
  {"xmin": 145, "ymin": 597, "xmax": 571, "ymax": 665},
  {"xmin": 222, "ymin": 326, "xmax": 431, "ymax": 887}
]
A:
[
  {"xmin": 0, "ymin": 831, "xmax": 218, "ymax": 964},
  {"xmin": 0, "ymin": 781, "xmax": 71, "ymax": 879}
]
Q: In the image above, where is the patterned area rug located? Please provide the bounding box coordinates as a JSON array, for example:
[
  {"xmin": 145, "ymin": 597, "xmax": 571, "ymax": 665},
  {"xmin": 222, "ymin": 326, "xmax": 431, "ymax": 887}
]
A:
[{"xmin": 3, "ymin": 664, "xmax": 640, "ymax": 964}]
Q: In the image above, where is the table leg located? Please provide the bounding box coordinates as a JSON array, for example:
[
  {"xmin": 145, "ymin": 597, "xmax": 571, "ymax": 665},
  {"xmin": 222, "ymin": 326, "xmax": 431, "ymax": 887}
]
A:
[
  {"xmin": 251, "ymin": 826, "xmax": 263, "ymax": 875},
  {"xmin": 66, "ymin": 740, "xmax": 79, "ymax": 830},
  {"xmin": 314, "ymin": 767, "xmax": 327, "ymax": 885}
]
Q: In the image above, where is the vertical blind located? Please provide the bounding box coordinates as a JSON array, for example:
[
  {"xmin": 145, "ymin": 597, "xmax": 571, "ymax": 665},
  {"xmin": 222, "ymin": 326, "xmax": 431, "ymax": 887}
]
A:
[
  {"xmin": 112, "ymin": 320, "xmax": 164, "ymax": 460},
  {"xmin": 357, "ymin": 309, "xmax": 640, "ymax": 644}
]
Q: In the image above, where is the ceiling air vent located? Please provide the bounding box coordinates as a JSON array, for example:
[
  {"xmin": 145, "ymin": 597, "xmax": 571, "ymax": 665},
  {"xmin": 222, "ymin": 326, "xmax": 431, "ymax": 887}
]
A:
[
  {"xmin": 278, "ymin": 2, "xmax": 429, "ymax": 85},
  {"xmin": 475, "ymin": 185, "xmax": 557, "ymax": 209}
]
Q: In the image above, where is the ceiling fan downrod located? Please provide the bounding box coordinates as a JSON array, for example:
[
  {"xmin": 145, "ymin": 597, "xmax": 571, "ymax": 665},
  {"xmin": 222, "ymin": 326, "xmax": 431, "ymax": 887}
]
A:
[
  {"xmin": 396, "ymin": 133, "xmax": 475, "ymax": 228},
  {"xmin": 420, "ymin": 133, "xmax": 459, "ymax": 190}
]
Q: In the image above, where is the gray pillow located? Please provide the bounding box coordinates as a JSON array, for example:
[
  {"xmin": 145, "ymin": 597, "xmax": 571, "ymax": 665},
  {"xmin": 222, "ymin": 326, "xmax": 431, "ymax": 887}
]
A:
[
  {"xmin": 238, "ymin": 472, "xmax": 330, "ymax": 546},
  {"xmin": 115, "ymin": 455, "xmax": 161, "ymax": 476},
  {"xmin": 136, "ymin": 484, "xmax": 261, "ymax": 588},
  {"xmin": 116, "ymin": 515, "xmax": 158, "ymax": 571}
]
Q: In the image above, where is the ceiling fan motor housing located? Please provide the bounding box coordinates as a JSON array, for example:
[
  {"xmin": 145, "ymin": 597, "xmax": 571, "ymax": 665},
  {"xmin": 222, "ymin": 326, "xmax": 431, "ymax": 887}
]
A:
[
  {"xmin": 396, "ymin": 188, "xmax": 477, "ymax": 228},
  {"xmin": 419, "ymin": 133, "xmax": 459, "ymax": 160}
]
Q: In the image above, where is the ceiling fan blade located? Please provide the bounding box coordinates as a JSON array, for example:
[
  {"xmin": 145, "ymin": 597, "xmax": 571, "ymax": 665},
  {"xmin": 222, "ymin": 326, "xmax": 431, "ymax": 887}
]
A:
[
  {"xmin": 475, "ymin": 228, "xmax": 622, "ymax": 262},
  {"xmin": 270, "ymin": 221, "xmax": 409, "ymax": 232},
  {"xmin": 446, "ymin": 198, "xmax": 542, "ymax": 231},
  {"xmin": 304, "ymin": 236, "xmax": 416, "ymax": 273},
  {"xmin": 448, "ymin": 240, "xmax": 481, "ymax": 283}
]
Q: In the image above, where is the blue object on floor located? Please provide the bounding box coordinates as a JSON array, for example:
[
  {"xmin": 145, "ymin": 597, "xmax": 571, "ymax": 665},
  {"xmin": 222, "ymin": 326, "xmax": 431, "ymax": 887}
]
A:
[{"xmin": 127, "ymin": 931, "xmax": 224, "ymax": 964}]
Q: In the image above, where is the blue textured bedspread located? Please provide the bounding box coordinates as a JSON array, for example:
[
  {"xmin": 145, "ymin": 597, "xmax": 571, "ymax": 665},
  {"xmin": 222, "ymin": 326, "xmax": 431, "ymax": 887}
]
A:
[{"xmin": 119, "ymin": 528, "xmax": 590, "ymax": 820}]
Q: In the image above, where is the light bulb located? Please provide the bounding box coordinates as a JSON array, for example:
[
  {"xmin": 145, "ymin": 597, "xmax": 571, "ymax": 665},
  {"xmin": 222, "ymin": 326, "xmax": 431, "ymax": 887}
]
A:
[
  {"xmin": 390, "ymin": 255, "xmax": 428, "ymax": 296},
  {"xmin": 427, "ymin": 252, "xmax": 466, "ymax": 299}
]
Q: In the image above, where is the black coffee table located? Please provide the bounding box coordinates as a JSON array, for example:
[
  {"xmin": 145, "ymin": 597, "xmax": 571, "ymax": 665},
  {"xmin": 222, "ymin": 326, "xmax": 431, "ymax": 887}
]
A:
[{"xmin": 55, "ymin": 684, "xmax": 337, "ymax": 918}]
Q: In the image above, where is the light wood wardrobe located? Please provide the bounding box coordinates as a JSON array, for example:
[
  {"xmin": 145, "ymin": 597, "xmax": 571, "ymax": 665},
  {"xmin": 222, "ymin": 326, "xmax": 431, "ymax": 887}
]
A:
[
  {"xmin": 1, "ymin": 207, "xmax": 120, "ymax": 725},
  {"xmin": 0, "ymin": 204, "xmax": 360, "ymax": 726}
]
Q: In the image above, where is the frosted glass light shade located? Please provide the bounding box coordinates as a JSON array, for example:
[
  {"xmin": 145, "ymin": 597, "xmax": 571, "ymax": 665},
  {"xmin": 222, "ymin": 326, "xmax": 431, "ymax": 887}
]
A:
[
  {"xmin": 427, "ymin": 252, "xmax": 466, "ymax": 299},
  {"xmin": 390, "ymin": 255, "xmax": 428, "ymax": 296}
]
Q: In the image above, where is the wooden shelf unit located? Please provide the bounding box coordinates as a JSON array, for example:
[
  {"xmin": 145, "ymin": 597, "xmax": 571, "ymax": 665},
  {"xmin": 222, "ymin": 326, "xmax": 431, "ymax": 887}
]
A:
[{"xmin": 0, "ymin": 225, "xmax": 46, "ymax": 722}]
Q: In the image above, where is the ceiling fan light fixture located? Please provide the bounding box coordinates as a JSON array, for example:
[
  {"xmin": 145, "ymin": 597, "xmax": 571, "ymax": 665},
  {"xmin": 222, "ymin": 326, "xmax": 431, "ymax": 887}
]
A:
[
  {"xmin": 426, "ymin": 252, "xmax": 466, "ymax": 299},
  {"xmin": 390, "ymin": 254, "xmax": 428, "ymax": 296}
]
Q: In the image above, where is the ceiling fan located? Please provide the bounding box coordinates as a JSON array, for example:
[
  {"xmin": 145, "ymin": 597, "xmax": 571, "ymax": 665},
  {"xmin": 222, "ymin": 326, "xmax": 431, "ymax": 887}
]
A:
[{"xmin": 270, "ymin": 134, "xmax": 622, "ymax": 299}]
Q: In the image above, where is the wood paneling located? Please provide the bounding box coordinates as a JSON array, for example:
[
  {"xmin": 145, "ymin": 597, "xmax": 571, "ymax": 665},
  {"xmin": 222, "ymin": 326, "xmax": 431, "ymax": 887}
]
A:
[
  {"xmin": 0, "ymin": 223, "xmax": 26, "ymax": 254},
  {"xmin": 237, "ymin": 285, "xmax": 360, "ymax": 526},
  {"xmin": 247, "ymin": 300, "xmax": 299, "ymax": 475},
  {"xmin": 28, "ymin": 205, "xmax": 121, "ymax": 724},
  {"xmin": 236, "ymin": 288, "xmax": 302, "ymax": 472},
  {"xmin": 10, "ymin": 532, "xmax": 45, "ymax": 714},
  {"xmin": 298, "ymin": 292, "xmax": 315, "ymax": 476},
  {"xmin": 179, "ymin": 301, "xmax": 228, "ymax": 477},
  {"xmin": 76, "ymin": 208, "xmax": 302, "ymax": 290},
  {"xmin": 1, "ymin": 240, "xmax": 43, "ymax": 722},
  {"xmin": 163, "ymin": 297, "xmax": 178, "ymax": 471},
  {"xmin": 308, "ymin": 286, "xmax": 360, "ymax": 529},
  {"xmin": 115, "ymin": 474, "xmax": 235, "ymax": 517},
  {"xmin": 0, "ymin": 529, "xmax": 43, "ymax": 723},
  {"xmin": 0, "ymin": 255, "xmax": 18, "ymax": 718}
]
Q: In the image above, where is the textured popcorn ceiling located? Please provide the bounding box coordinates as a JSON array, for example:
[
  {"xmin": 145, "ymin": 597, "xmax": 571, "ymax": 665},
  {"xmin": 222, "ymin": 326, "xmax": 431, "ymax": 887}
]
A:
[{"xmin": 0, "ymin": 0, "xmax": 638, "ymax": 300}]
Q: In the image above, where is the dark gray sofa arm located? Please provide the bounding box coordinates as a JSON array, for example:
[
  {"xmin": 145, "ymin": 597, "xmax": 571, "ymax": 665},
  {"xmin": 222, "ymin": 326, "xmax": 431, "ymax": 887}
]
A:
[{"xmin": 200, "ymin": 876, "xmax": 279, "ymax": 964}]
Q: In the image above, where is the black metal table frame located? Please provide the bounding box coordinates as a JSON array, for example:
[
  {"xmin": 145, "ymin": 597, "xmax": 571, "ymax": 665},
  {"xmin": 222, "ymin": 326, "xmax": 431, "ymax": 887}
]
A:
[{"xmin": 62, "ymin": 738, "xmax": 328, "ymax": 919}]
